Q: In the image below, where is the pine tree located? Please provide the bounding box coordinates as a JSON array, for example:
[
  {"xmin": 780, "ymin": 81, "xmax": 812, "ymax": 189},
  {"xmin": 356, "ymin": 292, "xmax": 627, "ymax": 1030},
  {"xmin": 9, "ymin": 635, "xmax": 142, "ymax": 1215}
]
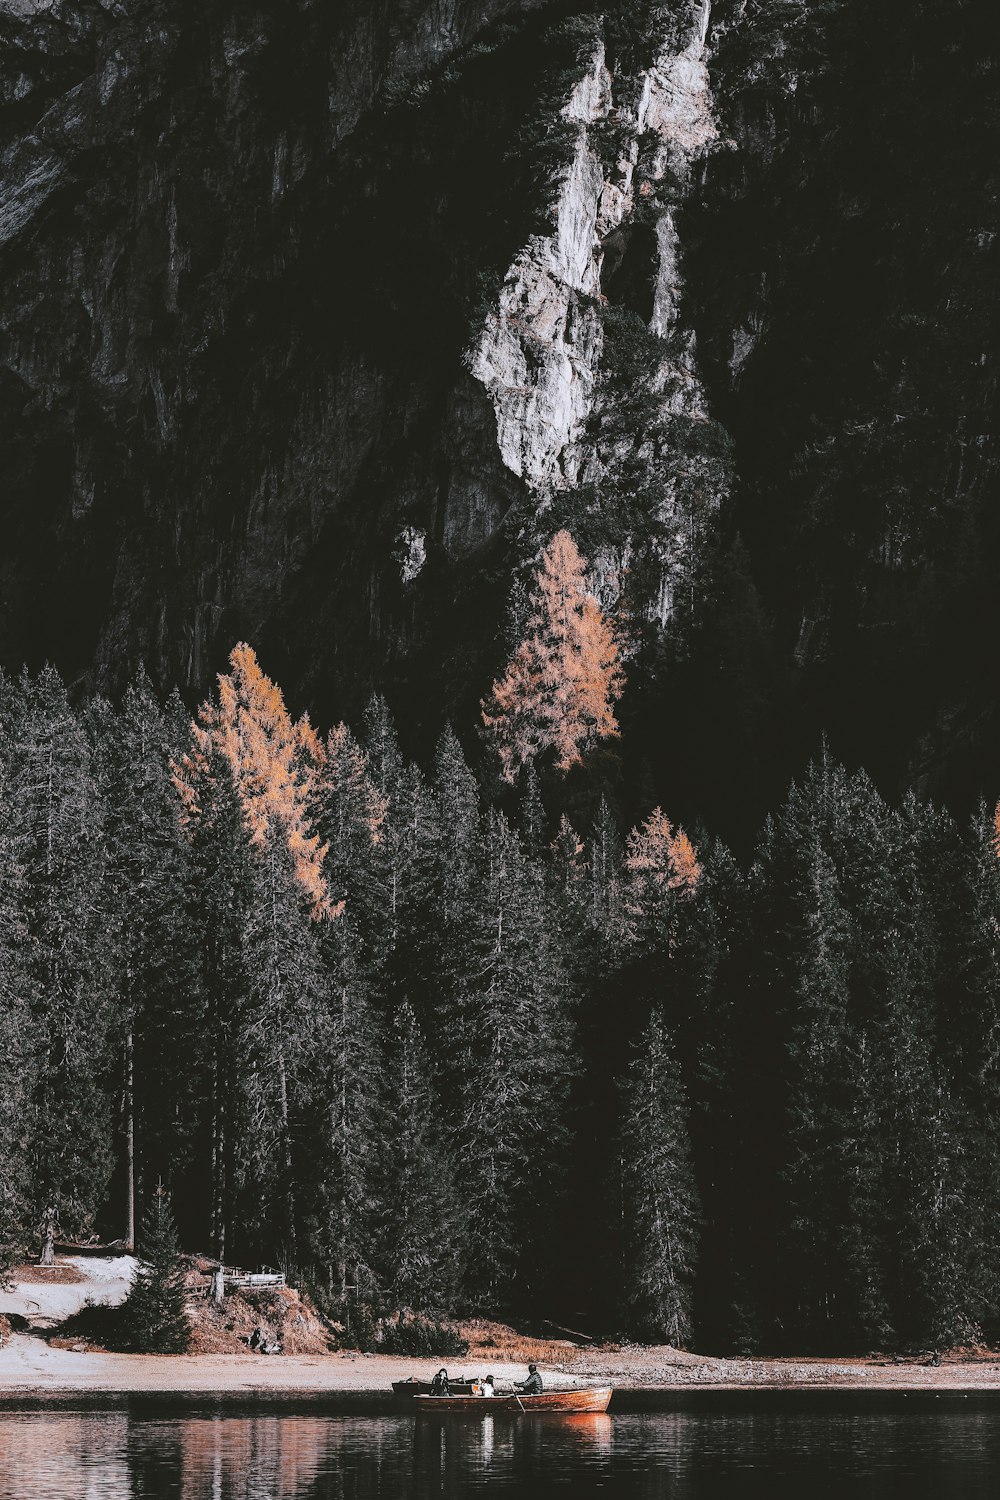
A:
[
  {"xmin": 303, "ymin": 917, "xmax": 384, "ymax": 1304},
  {"xmin": 482, "ymin": 530, "xmax": 624, "ymax": 781},
  {"xmin": 955, "ymin": 804, "xmax": 1000, "ymax": 1323},
  {"xmin": 423, "ymin": 728, "xmax": 482, "ymax": 1059},
  {"xmin": 433, "ymin": 727, "xmax": 481, "ymax": 917},
  {"xmin": 358, "ymin": 697, "xmax": 417, "ymax": 975},
  {"xmin": 758, "ymin": 760, "xmax": 893, "ymax": 1346},
  {"xmin": 11, "ymin": 667, "xmax": 115, "ymax": 1250},
  {"xmin": 87, "ymin": 673, "xmax": 196, "ymax": 1249},
  {"xmin": 620, "ymin": 1009, "xmax": 700, "ymax": 1346},
  {"xmin": 519, "ymin": 764, "xmax": 548, "ymax": 856},
  {"xmin": 235, "ymin": 821, "xmax": 324, "ymax": 1259},
  {"xmin": 549, "ymin": 814, "xmax": 588, "ymax": 939},
  {"xmin": 373, "ymin": 759, "xmax": 441, "ymax": 1020},
  {"xmin": 0, "ymin": 771, "xmax": 38, "ymax": 1276},
  {"xmin": 182, "ymin": 749, "xmax": 254, "ymax": 1260},
  {"xmin": 779, "ymin": 835, "xmax": 858, "ymax": 1345},
  {"xmin": 361, "ymin": 694, "xmax": 405, "ymax": 803},
  {"xmin": 588, "ymin": 796, "xmax": 625, "ymax": 941},
  {"xmin": 672, "ymin": 837, "xmax": 759, "ymax": 1351},
  {"xmin": 314, "ymin": 722, "xmax": 385, "ymax": 928},
  {"xmin": 375, "ymin": 1003, "xmax": 463, "ymax": 1312},
  {"xmin": 440, "ymin": 809, "xmax": 576, "ymax": 1307},
  {"xmin": 121, "ymin": 1187, "xmax": 191, "ymax": 1353},
  {"xmin": 888, "ymin": 796, "xmax": 976, "ymax": 1347}
]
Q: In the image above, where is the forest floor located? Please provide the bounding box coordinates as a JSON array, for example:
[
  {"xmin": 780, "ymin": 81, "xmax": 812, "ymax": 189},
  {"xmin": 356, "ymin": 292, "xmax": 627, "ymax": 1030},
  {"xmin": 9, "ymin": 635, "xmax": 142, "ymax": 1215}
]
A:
[{"xmin": 4, "ymin": 1260, "xmax": 1000, "ymax": 1396}]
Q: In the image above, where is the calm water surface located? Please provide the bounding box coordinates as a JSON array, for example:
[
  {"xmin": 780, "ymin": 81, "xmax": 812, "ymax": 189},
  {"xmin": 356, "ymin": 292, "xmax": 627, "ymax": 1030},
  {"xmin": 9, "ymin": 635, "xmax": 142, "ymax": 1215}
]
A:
[{"xmin": 2, "ymin": 1406, "xmax": 1000, "ymax": 1498}]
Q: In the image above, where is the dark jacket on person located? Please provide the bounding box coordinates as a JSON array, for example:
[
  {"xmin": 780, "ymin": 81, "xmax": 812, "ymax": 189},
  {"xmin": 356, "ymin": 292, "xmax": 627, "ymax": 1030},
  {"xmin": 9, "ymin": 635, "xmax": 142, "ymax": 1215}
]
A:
[
  {"xmin": 430, "ymin": 1372, "xmax": 450, "ymax": 1396},
  {"xmin": 520, "ymin": 1370, "xmax": 543, "ymax": 1395}
]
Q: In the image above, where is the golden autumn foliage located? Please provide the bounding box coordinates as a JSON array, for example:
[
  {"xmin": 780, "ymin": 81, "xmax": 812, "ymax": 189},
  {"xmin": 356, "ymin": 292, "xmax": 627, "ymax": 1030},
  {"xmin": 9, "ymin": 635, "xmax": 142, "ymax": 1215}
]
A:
[
  {"xmin": 625, "ymin": 808, "xmax": 701, "ymax": 916},
  {"xmin": 173, "ymin": 643, "xmax": 334, "ymax": 917},
  {"xmin": 482, "ymin": 530, "xmax": 624, "ymax": 782}
]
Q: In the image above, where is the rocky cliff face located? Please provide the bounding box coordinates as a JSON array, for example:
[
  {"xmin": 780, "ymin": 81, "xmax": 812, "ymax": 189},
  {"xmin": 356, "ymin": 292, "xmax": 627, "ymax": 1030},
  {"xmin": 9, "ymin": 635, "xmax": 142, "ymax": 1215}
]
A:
[
  {"xmin": 1, "ymin": 0, "xmax": 997, "ymax": 831},
  {"xmin": 470, "ymin": 2, "xmax": 724, "ymax": 624},
  {"xmin": 0, "ymin": 0, "xmax": 727, "ymax": 736}
]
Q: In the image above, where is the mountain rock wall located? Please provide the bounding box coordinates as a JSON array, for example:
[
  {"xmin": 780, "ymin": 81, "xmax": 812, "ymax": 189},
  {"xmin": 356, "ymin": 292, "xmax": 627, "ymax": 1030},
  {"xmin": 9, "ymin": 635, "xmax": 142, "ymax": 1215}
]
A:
[
  {"xmin": 1, "ymin": 0, "xmax": 998, "ymax": 829},
  {"xmin": 0, "ymin": 0, "xmax": 724, "ymax": 738}
]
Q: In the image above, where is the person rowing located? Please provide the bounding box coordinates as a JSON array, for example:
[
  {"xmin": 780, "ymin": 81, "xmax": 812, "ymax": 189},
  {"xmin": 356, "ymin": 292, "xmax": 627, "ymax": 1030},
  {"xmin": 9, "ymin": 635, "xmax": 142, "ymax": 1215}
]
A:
[{"xmin": 516, "ymin": 1363, "xmax": 543, "ymax": 1395}]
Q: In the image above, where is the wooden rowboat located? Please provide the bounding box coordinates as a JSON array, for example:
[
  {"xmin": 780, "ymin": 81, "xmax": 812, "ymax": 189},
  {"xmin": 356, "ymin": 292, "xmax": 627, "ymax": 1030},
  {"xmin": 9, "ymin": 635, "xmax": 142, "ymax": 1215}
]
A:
[{"xmin": 413, "ymin": 1385, "xmax": 612, "ymax": 1415}]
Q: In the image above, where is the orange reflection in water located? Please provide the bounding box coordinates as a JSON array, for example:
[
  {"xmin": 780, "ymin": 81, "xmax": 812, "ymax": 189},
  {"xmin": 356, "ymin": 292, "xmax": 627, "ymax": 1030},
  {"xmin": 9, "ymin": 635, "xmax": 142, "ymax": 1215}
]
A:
[
  {"xmin": 176, "ymin": 1415, "xmax": 329, "ymax": 1500},
  {"xmin": 0, "ymin": 1413, "xmax": 131, "ymax": 1500},
  {"xmin": 557, "ymin": 1412, "xmax": 613, "ymax": 1455},
  {"xmin": 0, "ymin": 1407, "xmax": 615, "ymax": 1499}
]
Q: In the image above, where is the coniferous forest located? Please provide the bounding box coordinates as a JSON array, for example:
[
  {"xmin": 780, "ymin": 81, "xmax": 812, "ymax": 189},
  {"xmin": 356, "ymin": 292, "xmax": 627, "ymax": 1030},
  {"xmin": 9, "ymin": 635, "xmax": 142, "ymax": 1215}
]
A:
[
  {"xmin": 5, "ymin": 586, "xmax": 1000, "ymax": 1356},
  {"xmin": 2, "ymin": 0, "xmax": 999, "ymax": 1376}
]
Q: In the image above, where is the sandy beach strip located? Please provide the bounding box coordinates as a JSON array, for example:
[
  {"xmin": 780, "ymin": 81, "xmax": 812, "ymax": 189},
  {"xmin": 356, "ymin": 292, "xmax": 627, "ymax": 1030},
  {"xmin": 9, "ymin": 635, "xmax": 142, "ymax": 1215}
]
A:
[{"xmin": 5, "ymin": 1338, "xmax": 1000, "ymax": 1400}]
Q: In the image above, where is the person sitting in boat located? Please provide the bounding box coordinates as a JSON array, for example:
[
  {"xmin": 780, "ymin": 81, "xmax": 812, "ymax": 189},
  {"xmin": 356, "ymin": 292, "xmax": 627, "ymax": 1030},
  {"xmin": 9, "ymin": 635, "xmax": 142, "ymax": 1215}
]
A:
[
  {"xmin": 517, "ymin": 1364, "xmax": 543, "ymax": 1395},
  {"xmin": 430, "ymin": 1368, "xmax": 451, "ymax": 1396},
  {"xmin": 481, "ymin": 1376, "xmax": 495, "ymax": 1397}
]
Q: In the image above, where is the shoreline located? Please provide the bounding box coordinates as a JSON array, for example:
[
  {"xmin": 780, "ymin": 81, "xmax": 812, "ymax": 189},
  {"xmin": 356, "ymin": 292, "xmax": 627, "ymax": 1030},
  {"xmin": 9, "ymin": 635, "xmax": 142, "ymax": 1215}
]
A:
[{"xmin": 5, "ymin": 1337, "xmax": 1000, "ymax": 1404}]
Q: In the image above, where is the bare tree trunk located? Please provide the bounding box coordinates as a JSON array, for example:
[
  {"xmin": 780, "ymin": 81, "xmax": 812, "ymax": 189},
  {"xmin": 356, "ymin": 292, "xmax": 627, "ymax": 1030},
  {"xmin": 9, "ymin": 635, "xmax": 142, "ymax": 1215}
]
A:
[
  {"xmin": 277, "ymin": 1046, "xmax": 296, "ymax": 1259},
  {"xmin": 211, "ymin": 1055, "xmax": 226, "ymax": 1263},
  {"xmin": 40, "ymin": 1206, "xmax": 56, "ymax": 1266}
]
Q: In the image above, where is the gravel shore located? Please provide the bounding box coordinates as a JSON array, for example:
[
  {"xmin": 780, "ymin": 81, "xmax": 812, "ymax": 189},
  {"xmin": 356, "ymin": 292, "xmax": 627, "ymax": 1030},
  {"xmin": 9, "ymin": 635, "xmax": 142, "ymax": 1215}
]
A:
[{"xmin": 4, "ymin": 1338, "xmax": 1000, "ymax": 1398}]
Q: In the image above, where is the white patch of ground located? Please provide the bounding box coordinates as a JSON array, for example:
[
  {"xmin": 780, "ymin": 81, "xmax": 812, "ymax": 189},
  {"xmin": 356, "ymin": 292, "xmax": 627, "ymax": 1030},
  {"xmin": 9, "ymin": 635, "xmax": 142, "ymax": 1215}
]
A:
[{"xmin": 0, "ymin": 1258, "xmax": 136, "ymax": 1324}]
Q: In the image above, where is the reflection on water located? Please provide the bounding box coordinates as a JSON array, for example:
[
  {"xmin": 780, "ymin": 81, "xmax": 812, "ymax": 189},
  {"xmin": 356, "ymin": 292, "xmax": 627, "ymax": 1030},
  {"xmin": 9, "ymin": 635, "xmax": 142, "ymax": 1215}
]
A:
[{"xmin": 3, "ymin": 1406, "xmax": 1000, "ymax": 1499}]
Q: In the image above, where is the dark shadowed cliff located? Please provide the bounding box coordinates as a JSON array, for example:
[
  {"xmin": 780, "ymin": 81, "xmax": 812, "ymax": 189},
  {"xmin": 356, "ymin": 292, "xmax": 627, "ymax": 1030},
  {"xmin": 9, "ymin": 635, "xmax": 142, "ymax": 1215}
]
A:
[{"xmin": 1, "ymin": 0, "xmax": 998, "ymax": 840}]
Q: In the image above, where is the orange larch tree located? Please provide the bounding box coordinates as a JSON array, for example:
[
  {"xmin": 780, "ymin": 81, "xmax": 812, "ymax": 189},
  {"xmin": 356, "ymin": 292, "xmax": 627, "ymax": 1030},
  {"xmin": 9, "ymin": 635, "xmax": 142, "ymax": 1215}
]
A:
[
  {"xmin": 624, "ymin": 807, "xmax": 701, "ymax": 946},
  {"xmin": 173, "ymin": 643, "xmax": 332, "ymax": 916},
  {"xmin": 482, "ymin": 530, "xmax": 624, "ymax": 782}
]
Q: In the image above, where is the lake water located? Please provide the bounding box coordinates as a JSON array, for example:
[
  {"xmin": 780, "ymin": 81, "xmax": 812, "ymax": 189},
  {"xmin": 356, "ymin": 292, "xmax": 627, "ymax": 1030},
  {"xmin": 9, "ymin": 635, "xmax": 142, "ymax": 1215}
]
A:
[{"xmin": 2, "ymin": 1403, "xmax": 1000, "ymax": 1498}]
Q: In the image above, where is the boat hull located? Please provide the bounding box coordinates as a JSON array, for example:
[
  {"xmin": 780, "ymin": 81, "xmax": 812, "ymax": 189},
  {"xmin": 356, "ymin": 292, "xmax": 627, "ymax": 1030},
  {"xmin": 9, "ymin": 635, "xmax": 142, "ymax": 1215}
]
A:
[{"xmin": 413, "ymin": 1386, "xmax": 613, "ymax": 1415}]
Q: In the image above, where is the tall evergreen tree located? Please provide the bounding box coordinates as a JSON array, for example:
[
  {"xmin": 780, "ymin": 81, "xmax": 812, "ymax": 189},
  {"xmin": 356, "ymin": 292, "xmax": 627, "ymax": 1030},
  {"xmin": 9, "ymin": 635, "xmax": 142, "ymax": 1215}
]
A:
[
  {"xmin": 0, "ymin": 771, "xmax": 38, "ymax": 1275},
  {"xmin": 777, "ymin": 835, "xmax": 858, "ymax": 1345},
  {"xmin": 888, "ymin": 797, "xmax": 975, "ymax": 1346},
  {"xmin": 758, "ymin": 760, "xmax": 893, "ymax": 1346},
  {"xmin": 440, "ymin": 809, "xmax": 576, "ymax": 1308},
  {"xmin": 588, "ymin": 796, "xmax": 625, "ymax": 942},
  {"xmin": 673, "ymin": 838, "xmax": 760, "ymax": 1351},
  {"xmin": 620, "ymin": 1009, "xmax": 700, "ymax": 1346},
  {"xmin": 375, "ymin": 1002, "xmax": 463, "ymax": 1312},
  {"xmin": 12, "ymin": 667, "xmax": 114, "ymax": 1253},
  {"xmin": 304, "ymin": 917, "xmax": 383, "ymax": 1304},
  {"xmin": 236, "ymin": 822, "xmax": 324, "ymax": 1260},
  {"xmin": 424, "ymin": 727, "xmax": 482, "ymax": 1059},
  {"xmin": 314, "ymin": 722, "xmax": 385, "ymax": 933},
  {"xmin": 87, "ymin": 674, "xmax": 196, "ymax": 1248},
  {"xmin": 182, "ymin": 749, "xmax": 254, "ymax": 1260},
  {"xmin": 954, "ymin": 804, "xmax": 1000, "ymax": 1323},
  {"xmin": 121, "ymin": 1187, "xmax": 191, "ymax": 1353}
]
